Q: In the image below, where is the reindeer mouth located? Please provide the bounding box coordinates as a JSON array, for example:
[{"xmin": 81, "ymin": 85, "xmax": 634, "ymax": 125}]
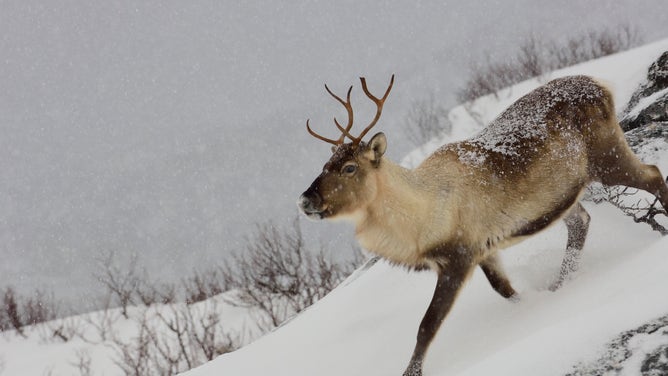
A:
[
  {"xmin": 301, "ymin": 206, "xmax": 328, "ymax": 220},
  {"xmin": 303, "ymin": 209, "xmax": 325, "ymax": 220},
  {"xmin": 298, "ymin": 194, "xmax": 328, "ymax": 220}
]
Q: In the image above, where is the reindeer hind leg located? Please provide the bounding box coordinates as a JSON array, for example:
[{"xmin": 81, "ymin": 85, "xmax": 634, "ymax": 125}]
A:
[
  {"xmin": 594, "ymin": 125, "xmax": 668, "ymax": 211},
  {"xmin": 551, "ymin": 201, "xmax": 590, "ymax": 291}
]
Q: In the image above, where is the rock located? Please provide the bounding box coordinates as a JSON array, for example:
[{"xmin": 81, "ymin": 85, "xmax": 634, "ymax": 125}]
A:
[
  {"xmin": 620, "ymin": 51, "xmax": 668, "ymax": 131},
  {"xmin": 565, "ymin": 314, "xmax": 668, "ymax": 376},
  {"xmin": 648, "ymin": 51, "xmax": 668, "ymax": 89},
  {"xmin": 624, "ymin": 121, "xmax": 668, "ymax": 149},
  {"xmin": 641, "ymin": 344, "xmax": 668, "ymax": 376}
]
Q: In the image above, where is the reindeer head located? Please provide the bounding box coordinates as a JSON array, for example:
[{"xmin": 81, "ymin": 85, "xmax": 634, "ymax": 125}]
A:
[{"xmin": 298, "ymin": 75, "xmax": 394, "ymax": 220}]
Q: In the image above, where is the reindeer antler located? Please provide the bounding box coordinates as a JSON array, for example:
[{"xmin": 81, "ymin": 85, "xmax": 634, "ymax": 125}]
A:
[
  {"xmin": 306, "ymin": 74, "xmax": 394, "ymax": 147},
  {"xmin": 355, "ymin": 74, "xmax": 394, "ymax": 144}
]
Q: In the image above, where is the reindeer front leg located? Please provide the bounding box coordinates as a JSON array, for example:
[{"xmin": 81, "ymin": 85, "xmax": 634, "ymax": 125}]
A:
[{"xmin": 403, "ymin": 261, "xmax": 473, "ymax": 376}]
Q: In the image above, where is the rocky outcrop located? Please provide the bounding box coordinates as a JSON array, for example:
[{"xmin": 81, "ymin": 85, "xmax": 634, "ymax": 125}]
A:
[
  {"xmin": 565, "ymin": 314, "xmax": 668, "ymax": 376},
  {"xmin": 620, "ymin": 51, "xmax": 668, "ymax": 132},
  {"xmin": 624, "ymin": 121, "xmax": 668, "ymax": 149}
]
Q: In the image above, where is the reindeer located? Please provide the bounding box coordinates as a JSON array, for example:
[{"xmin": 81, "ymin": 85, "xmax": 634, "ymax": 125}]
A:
[{"xmin": 298, "ymin": 74, "xmax": 668, "ymax": 376}]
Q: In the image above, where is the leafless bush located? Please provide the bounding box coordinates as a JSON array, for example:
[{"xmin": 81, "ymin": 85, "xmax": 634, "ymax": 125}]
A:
[
  {"xmin": 457, "ymin": 57, "xmax": 522, "ymax": 104},
  {"xmin": 551, "ymin": 25, "xmax": 641, "ymax": 69},
  {"xmin": 77, "ymin": 293, "xmax": 121, "ymax": 343},
  {"xmin": 586, "ymin": 184, "xmax": 668, "ymax": 235},
  {"xmin": 183, "ymin": 269, "xmax": 225, "ymax": 305},
  {"xmin": 134, "ymin": 278, "xmax": 179, "ymax": 307},
  {"xmin": 458, "ymin": 25, "xmax": 643, "ymax": 102},
  {"xmin": 96, "ymin": 251, "xmax": 140, "ymax": 319},
  {"xmin": 0, "ymin": 287, "xmax": 23, "ymax": 335},
  {"xmin": 221, "ymin": 218, "xmax": 363, "ymax": 331},
  {"xmin": 95, "ymin": 252, "xmax": 183, "ymax": 315},
  {"xmin": 52, "ymin": 317, "xmax": 86, "ymax": 342},
  {"xmin": 70, "ymin": 349, "xmax": 94, "ymax": 376},
  {"xmin": 23, "ymin": 290, "xmax": 59, "ymax": 327},
  {"xmin": 112, "ymin": 311, "xmax": 152, "ymax": 376},
  {"xmin": 105, "ymin": 217, "xmax": 362, "ymax": 374},
  {"xmin": 132, "ymin": 278, "xmax": 160, "ymax": 307},
  {"xmin": 404, "ymin": 94, "xmax": 452, "ymax": 146},
  {"xmin": 111, "ymin": 302, "xmax": 236, "ymax": 376},
  {"xmin": 0, "ymin": 287, "xmax": 59, "ymax": 336}
]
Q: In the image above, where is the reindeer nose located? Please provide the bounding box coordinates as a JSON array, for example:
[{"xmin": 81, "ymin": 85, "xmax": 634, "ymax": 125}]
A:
[{"xmin": 298, "ymin": 191, "xmax": 322, "ymax": 213}]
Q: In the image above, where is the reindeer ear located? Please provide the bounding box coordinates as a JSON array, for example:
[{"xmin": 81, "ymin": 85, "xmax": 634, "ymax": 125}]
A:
[{"xmin": 364, "ymin": 132, "xmax": 387, "ymax": 164}]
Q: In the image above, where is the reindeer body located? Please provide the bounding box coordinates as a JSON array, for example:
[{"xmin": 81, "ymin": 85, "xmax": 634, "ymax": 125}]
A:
[
  {"xmin": 358, "ymin": 76, "xmax": 611, "ymax": 268},
  {"xmin": 299, "ymin": 75, "xmax": 668, "ymax": 376}
]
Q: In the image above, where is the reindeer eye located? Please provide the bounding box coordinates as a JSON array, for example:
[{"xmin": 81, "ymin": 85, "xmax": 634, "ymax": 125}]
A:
[{"xmin": 342, "ymin": 164, "xmax": 358, "ymax": 175}]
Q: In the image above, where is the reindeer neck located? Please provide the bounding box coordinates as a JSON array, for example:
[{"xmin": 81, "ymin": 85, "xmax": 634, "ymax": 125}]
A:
[
  {"xmin": 368, "ymin": 160, "xmax": 428, "ymax": 220},
  {"xmin": 354, "ymin": 158, "xmax": 443, "ymax": 266}
]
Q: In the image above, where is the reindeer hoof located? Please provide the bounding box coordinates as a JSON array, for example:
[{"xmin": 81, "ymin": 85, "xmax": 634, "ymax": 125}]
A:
[
  {"xmin": 549, "ymin": 278, "xmax": 564, "ymax": 292},
  {"xmin": 403, "ymin": 360, "xmax": 423, "ymax": 376}
]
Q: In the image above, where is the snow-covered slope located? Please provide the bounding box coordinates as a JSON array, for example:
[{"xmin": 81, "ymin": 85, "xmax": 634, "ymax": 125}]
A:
[
  {"xmin": 0, "ymin": 292, "xmax": 262, "ymax": 376},
  {"xmin": 183, "ymin": 41, "xmax": 668, "ymax": 376},
  {"xmin": 184, "ymin": 225, "xmax": 667, "ymax": 376}
]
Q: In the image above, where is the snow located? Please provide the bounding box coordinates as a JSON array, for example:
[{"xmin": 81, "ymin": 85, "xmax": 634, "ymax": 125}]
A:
[
  {"xmin": 464, "ymin": 76, "xmax": 602, "ymax": 159},
  {"xmin": 624, "ymin": 86, "xmax": 668, "ymax": 121}
]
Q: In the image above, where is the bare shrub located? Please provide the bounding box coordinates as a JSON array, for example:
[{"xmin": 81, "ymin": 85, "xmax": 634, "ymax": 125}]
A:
[
  {"xmin": 78, "ymin": 293, "xmax": 121, "ymax": 343},
  {"xmin": 70, "ymin": 349, "xmax": 94, "ymax": 376},
  {"xmin": 1, "ymin": 287, "xmax": 23, "ymax": 335},
  {"xmin": 586, "ymin": 184, "xmax": 668, "ymax": 235},
  {"xmin": 551, "ymin": 25, "xmax": 641, "ymax": 69},
  {"xmin": 40, "ymin": 315, "xmax": 86, "ymax": 343},
  {"xmin": 517, "ymin": 35, "xmax": 544, "ymax": 78},
  {"xmin": 111, "ymin": 302, "xmax": 236, "ymax": 376},
  {"xmin": 23, "ymin": 289, "xmax": 59, "ymax": 327},
  {"xmin": 0, "ymin": 287, "xmax": 63, "ymax": 341},
  {"xmin": 0, "ymin": 287, "xmax": 56, "ymax": 336},
  {"xmin": 95, "ymin": 251, "xmax": 181, "ymax": 315},
  {"xmin": 133, "ymin": 278, "xmax": 160, "ymax": 307},
  {"xmin": 183, "ymin": 269, "xmax": 225, "ymax": 305},
  {"xmin": 96, "ymin": 251, "xmax": 140, "ymax": 318},
  {"xmin": 112, "ymin": 311, "xmax": 152, "ymax": 376},
  {"xmin": 457, "ymin": 58, "xmax": 523, "ymax": 104},
  {"xmin": 404, "ymin": 94, "xmax": 451, "ymax": 146},
  {"xmin": 221, "ymin": 218, "xmax": 363, "ymax": 330},
  {"xmin": 458, "ymin": 25, "xmax": 643, "ymax": 102},
  {"xmin": 93, "ymin": 217, "xmax": 362, "ymax": 374},
  {"xmin": 134, "ymin": 278, "xmax": 178, "ymax": 307}
]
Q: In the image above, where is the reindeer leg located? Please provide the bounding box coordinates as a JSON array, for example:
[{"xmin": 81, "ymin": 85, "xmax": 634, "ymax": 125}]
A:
[
  {"xmin": 551, "ymin": 202, "xmax": 590, "ymax": 291},
  {"xmin": 403, "ymin": 261, "xmax": 473, "ymax": 376},
  {"xmin": 594, "ymin": 123, "xmax": 668, "ymax": 211},
  {"xmin": 479, "ymin": 253, "xmax": 517, "ymax": 299}
]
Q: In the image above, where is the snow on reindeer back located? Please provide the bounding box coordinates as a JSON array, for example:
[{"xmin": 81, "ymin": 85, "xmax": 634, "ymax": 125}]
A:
[{"xmin": 447, "ymin": 75, "xmax": 606, "ymax": 167}]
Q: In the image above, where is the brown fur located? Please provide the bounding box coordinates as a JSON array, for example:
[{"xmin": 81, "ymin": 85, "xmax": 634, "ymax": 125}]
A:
[{"xmin": 299, "ymin": 75, "xmax": 668, "ymax": 376}]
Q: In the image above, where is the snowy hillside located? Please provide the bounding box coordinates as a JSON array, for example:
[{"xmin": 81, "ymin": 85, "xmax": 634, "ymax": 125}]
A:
[{"xmin": 183, "ymin": 41, "xmax": 668, "ymax": 376}]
